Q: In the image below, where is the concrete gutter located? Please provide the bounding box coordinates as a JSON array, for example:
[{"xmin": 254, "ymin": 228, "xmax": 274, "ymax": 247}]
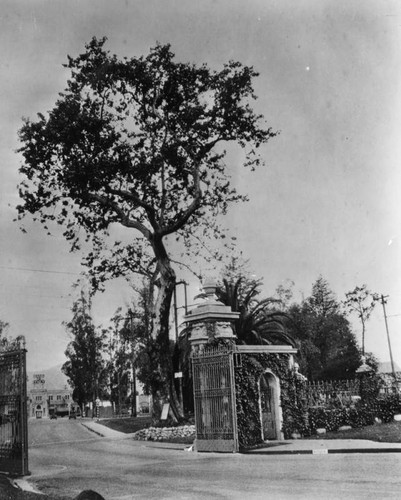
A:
[{"xmin": 241, "ymin": 439, "xmax": 401, "ymax": 455}]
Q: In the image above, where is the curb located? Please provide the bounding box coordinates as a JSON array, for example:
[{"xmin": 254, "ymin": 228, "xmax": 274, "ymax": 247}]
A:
[
  {"xmin": 241, "ymin": 447, "xmax": 401, "ymax": 455},
  {"xmin": 80, "ymin": 421, "xmax": 106, "ymax": 437}
]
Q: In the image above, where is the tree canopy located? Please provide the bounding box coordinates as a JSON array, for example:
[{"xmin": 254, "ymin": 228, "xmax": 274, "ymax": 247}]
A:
[
  {"xmin": 17, "ymin": 37, "xmax": 275, "ymax": 287},
  {"xmin": 288, "ymin": 277, "xmax": 361, "ymax": 380},
  {"xmin": 17, "ymin": 38, "xmax": 275, "ymax": 417},
  {"xmin": 216, "ymin": 277, "xmax": 293, "ymax": 346}
]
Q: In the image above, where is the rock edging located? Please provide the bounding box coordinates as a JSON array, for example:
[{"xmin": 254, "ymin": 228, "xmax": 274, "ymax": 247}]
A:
[{"xmin": 133, "ymin": 424, "xmax": 196, "ymax": 441}]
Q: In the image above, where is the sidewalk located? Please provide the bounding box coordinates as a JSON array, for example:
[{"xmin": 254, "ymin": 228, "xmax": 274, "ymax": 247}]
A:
[
  {"xmin": 80, "ymin": 418, "xmax": 138, "ymax": 440},
  {"xmin": 82, "ymin": 419, "xmax": 401, "ymax": 455}
]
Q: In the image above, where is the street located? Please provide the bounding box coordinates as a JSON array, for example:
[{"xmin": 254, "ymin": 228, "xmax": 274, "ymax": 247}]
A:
[{"xmin": 27, "ymin": 418, "xmax": 401, "ymax": 500}]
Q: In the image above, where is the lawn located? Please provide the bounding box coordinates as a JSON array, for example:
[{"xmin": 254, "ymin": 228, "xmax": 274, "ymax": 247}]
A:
[
  {"xmin": 99, "ymin": 416, "xmax": 153, "ymax": 433},
  {"xmin": 306, "ymin": 420, "xmax": 401, "ymax": 443},
  {"xmin": 99, "ymin": 416, "xmax": 401, "ymax": 443}
]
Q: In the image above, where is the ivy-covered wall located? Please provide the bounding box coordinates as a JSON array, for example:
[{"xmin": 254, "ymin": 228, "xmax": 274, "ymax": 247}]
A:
[
  {"xmin": 234, "ymin": 353, "xmax": 399, "ymax": 449},
  {"xmin": 234, "ymin": 353, "xmax": 306, "ymax": 448}
]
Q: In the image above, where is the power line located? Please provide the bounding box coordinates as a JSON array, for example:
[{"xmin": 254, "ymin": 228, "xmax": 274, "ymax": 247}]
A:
[{"xmin": 0, "ymin": 265, "xmax": 80, "ymax": 276}]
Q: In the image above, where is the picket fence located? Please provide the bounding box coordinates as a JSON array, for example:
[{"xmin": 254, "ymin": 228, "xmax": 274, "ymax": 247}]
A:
[{"xmin": 304, "ymin": 379, "xmax": 360, "ymax": 408}]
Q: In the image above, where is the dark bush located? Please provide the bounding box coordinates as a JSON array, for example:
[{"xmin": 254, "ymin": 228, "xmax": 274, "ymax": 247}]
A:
[{"xmin": 373, "ymin": 394, "xmax": 401, "ymax": 423}]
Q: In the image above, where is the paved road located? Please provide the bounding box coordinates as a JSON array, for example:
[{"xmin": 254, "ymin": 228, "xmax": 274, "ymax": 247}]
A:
[{"xmin": 27, "ymin": 418, "xmax": 401, "ymax": 500}]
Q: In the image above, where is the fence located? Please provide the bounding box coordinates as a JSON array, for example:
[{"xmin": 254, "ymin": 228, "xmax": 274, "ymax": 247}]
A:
[
  {"xmin": 305, "ymin": 379, "xmax": 360, "ymax": 408},
  {"xmin": 0, "ymin": 343, "xmax": 29, "ymax": 476}
]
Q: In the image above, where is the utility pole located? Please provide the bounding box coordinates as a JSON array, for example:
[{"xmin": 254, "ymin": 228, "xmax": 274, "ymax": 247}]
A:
[
  {"xmin": 379, "ymin": 294, "xmax": 397, "ymax": 382},
  {"xmin": 173, "ymin": 281, "xmax": 188, "ymax": 340},
  {"xmin": 173, "ymin": 281, "xmax": 188, "ymax": 410},
  {"xmin": 129, "ymin": 311, "xmax": 137, "ymax": 418}
]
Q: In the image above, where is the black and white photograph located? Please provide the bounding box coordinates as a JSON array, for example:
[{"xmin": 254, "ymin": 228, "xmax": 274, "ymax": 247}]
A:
[{"xmin": 1, "ymin": 1, "xmax": 401, "ymax": 498}]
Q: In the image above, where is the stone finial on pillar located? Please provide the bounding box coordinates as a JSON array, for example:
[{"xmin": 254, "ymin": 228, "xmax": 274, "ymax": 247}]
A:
[
  {"xmin": 184, "ymin": 278, "xmax": 240, "ymax": 351},
  {"xmin": 356, "ymin": 356, "xmax": 372, "ymax": 374}
]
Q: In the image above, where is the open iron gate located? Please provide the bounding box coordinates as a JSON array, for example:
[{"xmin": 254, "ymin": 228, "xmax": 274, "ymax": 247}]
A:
[
  {"xmin": 0, "ymin": 343, "xmax": 29, "ymax": 476},
  {"xmin": 192, "ymin": 345, "xmax": 238, "ymax": 452}
]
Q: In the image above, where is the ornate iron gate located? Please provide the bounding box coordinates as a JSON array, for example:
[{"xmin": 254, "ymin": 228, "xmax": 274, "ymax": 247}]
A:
[
  {"xmin": 192, "ymin": 345, "xmax": 238, "ymax": 452},
  {"xmin": 0, "ymin": 342, "xmax": 29, "ymax": 475}
]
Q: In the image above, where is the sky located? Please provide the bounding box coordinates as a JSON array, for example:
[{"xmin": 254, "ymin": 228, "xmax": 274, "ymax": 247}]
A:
[{"xmin": 1, "ymin": 0, "xmax": 401, "ymax": 372}]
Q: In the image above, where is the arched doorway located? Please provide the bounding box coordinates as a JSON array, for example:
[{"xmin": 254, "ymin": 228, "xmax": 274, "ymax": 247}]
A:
[
  {"xmin": 35, "ymin": 404, "xmax": 43, "ymax": 419},
  {"xmin": 259, "ymin": 371, "xmax": 281, "ymax": 440}
]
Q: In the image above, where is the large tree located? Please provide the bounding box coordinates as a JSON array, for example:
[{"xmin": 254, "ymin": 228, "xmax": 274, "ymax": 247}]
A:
[
  {"xmin": 17, "ymin": 38, "xmax": 275, "ymax": 415},
  {"xmin": 288, "ymin": 277, "xmax": 361, "ymax": 380}
]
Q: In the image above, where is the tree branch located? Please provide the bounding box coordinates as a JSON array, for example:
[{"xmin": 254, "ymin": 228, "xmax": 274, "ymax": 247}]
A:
[
  {"xmin": 88, "ymin": 193, "xmax": 153, "ymax": 239},
  {"xmin": 105, "ymin": 187, "xmax": 158, "ymax": 229}
]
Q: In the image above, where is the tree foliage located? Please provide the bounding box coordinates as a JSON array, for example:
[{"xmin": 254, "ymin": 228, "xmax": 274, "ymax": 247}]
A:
[
  {"xmin": 215, "ymin": 259, "xmax": 293, "ymax": 346},
  {"xmin": 343, "ymin": 284, "xmax": 379, "ymax": 355},
  {"xmin": 274, "ymin": 279, "xmax": 295, "ymax": 311},
  {"xmin": 0, "ymin": 321, "xmax": 25, "ymax": 352},
  {"xmin": 288, "ymin": 277, "xmax": 361, "ymax": 380},
  {"xmin": 62, "ymin": 293, "xmax": 108, "ymax": 409},
  {"xmin": 17, "ymin": 38, "xmax": 276, "ymax": 415},
  {"xmin": 106, "ymin": 309, "xmax": 133, "ymax": 411},
  {"xmin": 0, "ymin": 321, "xmax": 10, "ymax": 350},
  {"xmin": 17, "ymin": 37, "xmax": 275, "ymax": 290},
  {"xmin": 216, "ymin": 277, "xmax": 294, "ymax": 346}
]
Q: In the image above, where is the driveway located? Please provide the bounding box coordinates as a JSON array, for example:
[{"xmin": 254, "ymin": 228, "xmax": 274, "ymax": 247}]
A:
[{"xmin": 26, "ymin": 418, "xmax": 401, "ymax": 499}]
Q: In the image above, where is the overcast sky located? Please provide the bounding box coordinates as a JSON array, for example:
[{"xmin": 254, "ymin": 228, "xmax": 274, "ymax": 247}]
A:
[{"xmin": 1, "ymin": 0, "xmax": 401, "ymax": 372}]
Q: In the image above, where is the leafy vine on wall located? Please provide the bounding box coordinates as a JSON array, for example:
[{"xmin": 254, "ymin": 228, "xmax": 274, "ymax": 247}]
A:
[{"xmin": 234, "ymin": 353, "xmax": 305, "ymax": 447}]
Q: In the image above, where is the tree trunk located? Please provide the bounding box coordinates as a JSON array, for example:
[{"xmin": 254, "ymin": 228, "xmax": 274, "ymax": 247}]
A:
[{"xmin": 151, "ymin": 236, "xmax": 185, "ymax": 420}]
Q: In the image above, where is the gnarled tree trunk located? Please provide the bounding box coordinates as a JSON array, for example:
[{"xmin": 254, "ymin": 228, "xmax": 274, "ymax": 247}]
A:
[{"xmin": 151, "ymin": 237, "xmax": 184, "ymax": 420}]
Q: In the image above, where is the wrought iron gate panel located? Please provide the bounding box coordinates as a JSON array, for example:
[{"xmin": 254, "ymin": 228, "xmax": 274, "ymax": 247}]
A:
[
  {"xmin": 192, "ymin": 346, "xmax": 238, "ymax": 452},
  {"xmin": 0, "ymin": 346, "xmax": 29, "ymax": 475}
]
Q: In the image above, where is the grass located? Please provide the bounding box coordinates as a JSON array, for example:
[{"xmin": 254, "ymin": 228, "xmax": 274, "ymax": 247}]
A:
[
  {"xmin": 306, "ymin": 420, "xmax": 401, "ymax": 443},
  {"xmin": 98, "ymin": 416, "xmax": 153, "ymax": 434},
  {"xmin": 99, "ymin": 417, "xmax": 401, "ymax": 443}
]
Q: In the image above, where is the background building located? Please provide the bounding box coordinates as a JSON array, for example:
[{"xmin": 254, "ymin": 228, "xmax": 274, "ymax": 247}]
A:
[{"xmin": 28, "ymin": 365, "xmax": 79, "ymax": 418}]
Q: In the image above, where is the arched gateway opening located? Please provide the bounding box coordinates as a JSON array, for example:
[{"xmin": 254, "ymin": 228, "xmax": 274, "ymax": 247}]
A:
[{"xmin": 259, "ymin": 371, "xmax": 281, "ymax": 440}]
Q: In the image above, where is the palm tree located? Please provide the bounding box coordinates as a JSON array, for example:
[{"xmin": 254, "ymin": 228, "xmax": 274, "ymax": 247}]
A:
[{"xmin": 216, "ymin": 278, "xmax": 295, "ymax": 346}]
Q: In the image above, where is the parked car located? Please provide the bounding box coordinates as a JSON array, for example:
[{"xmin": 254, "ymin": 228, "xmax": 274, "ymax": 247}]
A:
[{"xmin": 68, "ymin": 412, "xmax": 77, "ymax": 419}]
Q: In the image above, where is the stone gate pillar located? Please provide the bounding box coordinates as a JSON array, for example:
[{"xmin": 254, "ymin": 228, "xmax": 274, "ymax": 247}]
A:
[{"xmin": 184, "ymin": 278, "xmax": 240, "ymax": 452}]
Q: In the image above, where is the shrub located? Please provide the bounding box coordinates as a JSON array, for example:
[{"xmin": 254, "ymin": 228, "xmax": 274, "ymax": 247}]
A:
[
  {"xmin": 373, "ymin": 394, "xmax": 401, "ymax": 423},
  {"xmin": 308, "ymin": 405, "xmax": 375, "ymax": 432},
  {"xmin": 347, "ymin": 406, "xmax": 375, "ymax": 428}
]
